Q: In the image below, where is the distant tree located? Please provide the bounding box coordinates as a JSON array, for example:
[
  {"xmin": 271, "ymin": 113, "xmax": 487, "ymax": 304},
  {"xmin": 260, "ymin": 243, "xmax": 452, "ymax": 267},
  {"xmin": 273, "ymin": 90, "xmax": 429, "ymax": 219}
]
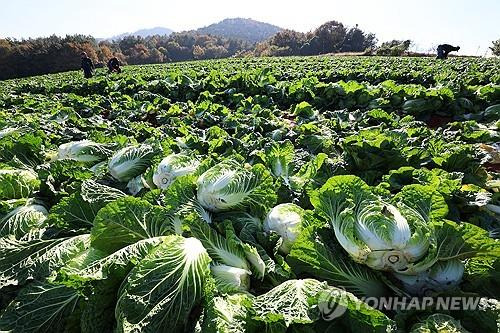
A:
[
  {"xmin": 272, "ymin": 30, "xmax": 305, "ymax": 49},
  {"xmin": 192, "ymin": 45, "xmax": 205, "ymax": 59},
  {"xmin": 310, "ymin": 21, "xmax": 347, "ymax": 54},
  {"xmin": 226, "ymin": 39, "xmax": 245, "ymax": 54},
  {"xmin": 157, "ymin": 46, "xmax": 169, "ymax": 61},
  {"xmin": 118, "ymin": 36, "xmax": 143, "ymax": 53},
  {"xmin": 266, "ymin": 30, "xmax": 306, "ymax": 55},
  {"xmin": 166, "ymin": 41, "xmax": 191, "ymax": 61},
  {"xmin": 252, "ymin": 20, "xmax": 378, "ymax": 57},
  {"xmin": 126, "ymin": 44, "xmax": 149, "ymax": 64},
  {"xmin": 376, "ymin": 40, "xmax": 412, "ymax": 56},
  {"xmin": 491, "ymin": 39, "xmax": 500, "ymax": 56},
  {"xmin": 253, "ymin": 41, "xmax": 271, "ymax": 56},
  {"xmin": 0, "ymin": 39, "xmax": 14, "ymax": 64},
  {"xmin": 149, "ymin": 48, "xmax": 164, "ymax": 63},
  {"xmin": 194, "ymin": 35, "xmax": 212, "ymax": 46},
  {"xmin": 204, "ymin": 45, "xmax": 229, "ymax": 59},
  {"xmin": 172, "ymin": 33, "xmax": 197, "ymax": 49},
  {"xmin": 97, "ymin": 42, "xmax": 115, "ymax": 62},
  {"xmin": 341, "ymin": 25, "xmax": 378, "ymax": 52}
]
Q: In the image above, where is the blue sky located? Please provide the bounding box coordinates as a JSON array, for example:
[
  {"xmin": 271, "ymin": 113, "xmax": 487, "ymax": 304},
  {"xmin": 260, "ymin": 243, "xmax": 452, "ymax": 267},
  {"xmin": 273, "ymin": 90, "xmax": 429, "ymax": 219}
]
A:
[{"xmin": 1, "ymin": 0, "xmax": 498, "ymax": 55}]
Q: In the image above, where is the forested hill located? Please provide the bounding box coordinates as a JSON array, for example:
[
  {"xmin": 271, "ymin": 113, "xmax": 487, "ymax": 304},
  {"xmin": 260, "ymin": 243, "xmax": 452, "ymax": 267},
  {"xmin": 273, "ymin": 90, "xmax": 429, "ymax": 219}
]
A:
[{"xmin": 195, "ymin": 18, "xmax": 283, "ymax": 44}]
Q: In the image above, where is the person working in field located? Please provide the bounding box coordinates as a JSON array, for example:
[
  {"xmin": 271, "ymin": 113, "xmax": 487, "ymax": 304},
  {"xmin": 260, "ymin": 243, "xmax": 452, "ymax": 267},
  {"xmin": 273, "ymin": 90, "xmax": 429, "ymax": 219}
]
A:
[
  {"xmin": 81, "ymin": 52, "xmax": 94, "ymax": 78},
  {"xmin": 107, "ymin": 57, "xmax": 122, "ymax": 74},
  {"xmin": 436, "ymin": 44, "xmax": 460, "ymax": 59}
]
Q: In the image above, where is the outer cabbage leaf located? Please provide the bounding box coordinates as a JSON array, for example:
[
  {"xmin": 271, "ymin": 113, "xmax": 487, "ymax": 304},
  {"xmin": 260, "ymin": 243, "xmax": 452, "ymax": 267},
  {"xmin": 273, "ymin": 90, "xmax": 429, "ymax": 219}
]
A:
[
  {"xmin": 0, "ymin": 234, "xmax": 89, "ymax": 288},
  {"xmin": 115, "ymin": 235, "xmax": 211, "ymax": 332},
  {"xmin": 0, "ymin": 132, "xmax": 45, "ymax": 165},
  {"xmin": 434, "ymin": 220, "xmax": 500, "ymax": 261},
  {"xmin": 91, "ymin": 196, "xmax": 177, "ymax": 253},
  {"xmin": 0, "ymin": 168, "xmax": 40, "ymax": 200},
  {"xmin": 80, "ymin": 180, "xmax": 126, "ymax": 204},
  {"xmin": 47, "ymin": 181, "xmax": 126, "ymax": 231},
  {"xmin": 108, "ymin": 145, "xmax": 156, "ymax": 182},
  {"xmin": 317, "ymin": 285, "xmax": 396, "ymax": 333},
  {"xmin": 0, "ymin": 281, "xmax": 81, "ymax": 333},
  {"xmin": 0, "ymin": 203, "xmax": 48, "ymax": 239},
  {"xmin": 202, "ymin": 293, "xmax": 254, "ymax": 333},
  {"xmin": 287, "ymin": 223, "xmax": 389, "ymax": 297},
  {"xmin": 80, "ymin": 279, "xmax": 120, "ymax": 333},
  {"xmin": 462, "ymin": 257, "xmax": 500, "ymax": 297},
  {"xmin": 197, "ymin": 160, "xmax": 276, "ymax": 213},
  {"xmin": 393, "ymin": 184, "xmax": 449, "ymax": 222},
  {"xmin": 190, "ymin": 220, "xmax": 251, "ymax": 292},
  {"xmin": 47, "ymin": 191, "xmax": 102, "ymax": 230},
  {"xmin": 252, "ymin": 279, "xmax": 327, "ymax": 326},
  {"xmin": 63, "ymin": 237, "xmax": 165, "ymax": 282}
]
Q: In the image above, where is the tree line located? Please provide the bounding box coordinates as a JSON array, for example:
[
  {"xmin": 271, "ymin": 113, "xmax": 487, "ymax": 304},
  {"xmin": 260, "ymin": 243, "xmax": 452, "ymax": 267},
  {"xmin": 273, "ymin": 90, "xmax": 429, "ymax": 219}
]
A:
[
  {"xmin": 0, "ymin": 19, "xmax": 381, "ymax": 80},
  {"xmin": 254, "ymin": 21, "xmax": 377, "ymax": 56},
  {"xmin": 0, "ymin": 33, "xmax": 252, "ymax": 80}
]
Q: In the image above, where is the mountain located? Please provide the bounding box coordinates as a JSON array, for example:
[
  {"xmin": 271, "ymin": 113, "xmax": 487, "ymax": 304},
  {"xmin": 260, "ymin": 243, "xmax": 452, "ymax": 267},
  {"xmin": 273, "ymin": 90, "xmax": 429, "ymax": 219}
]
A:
[
  {"xmin": 104, "ymin": 18, "xmax": 283, "ymax": 44},
  {"xmin": 108, "ymin": 27, "xmax": 174, "ymax": 40},
  {"xmin": 195, "ymin": 18, "xmax": 282, "ymax": 44}
]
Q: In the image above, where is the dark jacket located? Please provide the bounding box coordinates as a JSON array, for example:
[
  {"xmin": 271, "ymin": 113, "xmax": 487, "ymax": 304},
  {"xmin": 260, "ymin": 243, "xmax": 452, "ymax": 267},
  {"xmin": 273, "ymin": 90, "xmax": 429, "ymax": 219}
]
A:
[
  {"xmin": 108, "ymin": 57, "xmax": 120, "ymax": 69},
  {"xmin": 436, "ymin": 44, "xmax": 460, "ymax": 59},
  {"xmin": 81, "ymin": 57, "xmax": 94, "ymax": 77},
  {"xmin": 438, "ymin": 44, "xmax": 460, "ymax": 53}
]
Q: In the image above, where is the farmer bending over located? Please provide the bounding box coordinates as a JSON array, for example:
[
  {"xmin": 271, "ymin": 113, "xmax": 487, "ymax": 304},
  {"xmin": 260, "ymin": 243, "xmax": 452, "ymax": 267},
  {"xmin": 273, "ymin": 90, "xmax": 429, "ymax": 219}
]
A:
[
  {"xmin": 81, "ymin": 52, "xmax": 94, "ymax": 78},
  {"xmin": 436, "ymin": 44, "xmax": 460, "ymax": 59},
  {"xmin": 108, "ymin": 57, "xmax": 122, "ymax": 74}
]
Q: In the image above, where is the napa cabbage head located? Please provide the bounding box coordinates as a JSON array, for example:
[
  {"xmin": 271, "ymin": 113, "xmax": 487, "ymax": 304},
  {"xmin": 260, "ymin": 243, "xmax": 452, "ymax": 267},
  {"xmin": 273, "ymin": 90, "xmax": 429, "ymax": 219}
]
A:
[
  {"xmin": 57, "ymin": 140, "xmax": 111, "ymax": 163},
  {"xmin": 258, "ymin": 140, "xmax": 328, "ymax": 192},
  {"xmin": 108, "ymin": 144, "xmax": 155, "ymax": 182},
  {"xmin": 190, "ymin": 220, "xmax": 253, "ymax": 292},
  {"xmin": 115, "ymin": 235, "xmax": 212, "ymax": 332},
  {"xmin": 152, "ymin": 153, "xmax": 200, "ymax": 190},
  {"xmin": 196, "ymin": 159, "xmax": 274, "ymax": 212},
  {"xmin": 0, "ymin": 167, "xmax": 40, "ymax": 200},
  {"xmin": 264, "ymin": 203, "xmax": 305, "ymax": 254},
  {"xmin": 311, "ymin": 175, "xmax": 438, "ymax": 275},
  {"xmin": 264, "ymin": 141, "xmax": 294, "ymax": 179},
  {"xmin": 293, "ymin": 101, "xmax": 318, "ymax": 119},
  {"xmin": 203, "ymin": 294, "xmax": 253, "ymax": 333},
  {"xmin": 211, "ymin": 264, "xmax": 251, "ymax": 292},
  {"xmin": 0, "ymin": 202, "xmax": 48, "ymax": 239}
]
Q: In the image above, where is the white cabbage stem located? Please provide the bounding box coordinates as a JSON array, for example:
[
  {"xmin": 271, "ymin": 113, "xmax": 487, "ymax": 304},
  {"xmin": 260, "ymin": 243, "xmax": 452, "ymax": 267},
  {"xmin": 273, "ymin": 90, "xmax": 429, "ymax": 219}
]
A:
[{"xmin": 264, "ymin": 203, "xmax": 304, "ymax": 254}]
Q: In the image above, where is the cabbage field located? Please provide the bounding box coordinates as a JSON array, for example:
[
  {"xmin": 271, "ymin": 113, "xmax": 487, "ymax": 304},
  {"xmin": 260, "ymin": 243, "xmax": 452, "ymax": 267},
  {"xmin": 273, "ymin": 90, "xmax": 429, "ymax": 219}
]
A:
[{"xmin": 0, "ymin": 56, "xmax": 499, "ymax": 332}]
